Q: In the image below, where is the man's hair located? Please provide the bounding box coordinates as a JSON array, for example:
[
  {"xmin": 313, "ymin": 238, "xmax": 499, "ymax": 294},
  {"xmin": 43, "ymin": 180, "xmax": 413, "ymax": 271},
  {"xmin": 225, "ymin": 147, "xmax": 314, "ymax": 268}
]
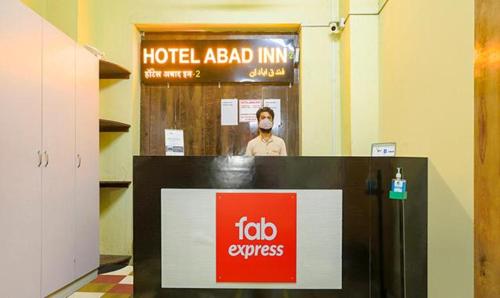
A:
[{"xmin": 256, "ymin": 106, "xmax": 274, "ymax": 121}]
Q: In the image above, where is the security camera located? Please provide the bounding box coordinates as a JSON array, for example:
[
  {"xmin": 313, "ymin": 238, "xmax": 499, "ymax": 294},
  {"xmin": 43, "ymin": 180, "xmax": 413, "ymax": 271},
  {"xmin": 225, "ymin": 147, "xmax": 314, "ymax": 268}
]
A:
[
  {"xmin": 329, "ymin": 22, "xmax": 340, "ymax": 33},
  {"xmin": 329, "ymin": 18, "xmax": 346, "ymax": 34}
]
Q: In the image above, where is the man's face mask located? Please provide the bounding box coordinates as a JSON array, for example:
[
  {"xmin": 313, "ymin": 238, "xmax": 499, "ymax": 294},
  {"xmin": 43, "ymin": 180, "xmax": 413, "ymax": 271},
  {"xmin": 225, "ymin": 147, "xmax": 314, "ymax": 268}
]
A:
[{"xmin": 259, "ymin": 118, "xmax": 273, "ymax": 130}]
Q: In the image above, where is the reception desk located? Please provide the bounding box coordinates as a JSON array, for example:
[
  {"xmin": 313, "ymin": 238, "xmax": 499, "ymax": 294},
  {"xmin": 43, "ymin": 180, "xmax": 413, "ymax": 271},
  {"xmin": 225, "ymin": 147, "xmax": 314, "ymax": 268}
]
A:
[{"xmin": 133, "ymin": 156, "xmax": 427, "ymax": 297}]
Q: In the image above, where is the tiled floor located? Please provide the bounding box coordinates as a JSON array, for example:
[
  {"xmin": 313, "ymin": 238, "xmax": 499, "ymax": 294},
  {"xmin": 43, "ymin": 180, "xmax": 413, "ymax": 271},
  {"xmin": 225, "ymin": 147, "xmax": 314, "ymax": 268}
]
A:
[{"xmin": 69, "ymin": 266, "xmax": 133, "ymax": 298}]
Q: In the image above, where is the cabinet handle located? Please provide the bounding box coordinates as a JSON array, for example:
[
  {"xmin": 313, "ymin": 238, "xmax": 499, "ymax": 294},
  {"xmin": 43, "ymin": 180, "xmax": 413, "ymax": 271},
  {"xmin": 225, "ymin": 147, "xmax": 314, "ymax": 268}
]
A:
[
  {"xmin": 37, "ymin": 150, "xmax": 42, "ymax": 167},
  {"xmin": 77, "ymin": 154, "xmax": 82, "ymax": 168},
  {"xmin": 44, "ymin": 151, "xmax": 49, "ymax": 167}
]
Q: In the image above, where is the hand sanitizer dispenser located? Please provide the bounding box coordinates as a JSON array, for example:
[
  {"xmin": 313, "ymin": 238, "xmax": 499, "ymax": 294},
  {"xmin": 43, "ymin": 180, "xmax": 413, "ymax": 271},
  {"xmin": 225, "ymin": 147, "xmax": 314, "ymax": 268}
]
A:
[{"xmin": 390, "ymin": 167, "xmax": 407, "ymax": 200}]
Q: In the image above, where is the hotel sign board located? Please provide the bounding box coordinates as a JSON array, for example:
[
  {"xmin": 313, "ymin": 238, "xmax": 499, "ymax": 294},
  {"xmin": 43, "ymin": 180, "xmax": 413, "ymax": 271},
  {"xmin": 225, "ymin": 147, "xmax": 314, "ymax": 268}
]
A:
[{"xmin": 141, "ymin": 39, "xmax": 295, "ymax": 84}]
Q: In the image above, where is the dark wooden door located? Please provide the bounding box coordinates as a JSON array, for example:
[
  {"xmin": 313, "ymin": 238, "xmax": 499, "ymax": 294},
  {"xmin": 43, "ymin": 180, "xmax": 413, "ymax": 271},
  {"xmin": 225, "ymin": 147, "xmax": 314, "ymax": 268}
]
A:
[{"xmin": 140, "ymin": 33, "xmax": 299, "ymax": 156}]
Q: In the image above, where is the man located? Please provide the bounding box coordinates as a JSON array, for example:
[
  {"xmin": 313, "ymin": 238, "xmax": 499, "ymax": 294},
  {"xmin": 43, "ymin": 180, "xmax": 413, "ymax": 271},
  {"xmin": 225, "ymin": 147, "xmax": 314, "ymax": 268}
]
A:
[{"xmin": 245, "ymin": 107, "xmax": 287, "ymax": 156}]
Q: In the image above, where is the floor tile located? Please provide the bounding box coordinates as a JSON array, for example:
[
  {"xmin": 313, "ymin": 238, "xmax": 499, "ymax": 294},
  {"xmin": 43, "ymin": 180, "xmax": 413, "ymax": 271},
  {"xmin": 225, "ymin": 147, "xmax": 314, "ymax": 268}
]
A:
[
  {"xmin": 73, "ymin": 266, "xmax": 133, "ymax": 297},
  {"xmin": 108, "ymin": 284, "xmax": 133, "ymax": 294},
  {"xmin": 77, "ymin": 283, "xmax": 115, "ymax": 293},
  {"xmin": 101, "ymin": 294, "xmax": 131, "ymax": 298},
  {"xmin": 93, "ymin": 275, "xmax": 127, "ymax": 284},
  {"xmin": 68, "ymin": 292, "xmax": 105, "ymax": 298},
  {"xmin": 118, "ymin": 275, "xmax": 133, "ymax": 285}
]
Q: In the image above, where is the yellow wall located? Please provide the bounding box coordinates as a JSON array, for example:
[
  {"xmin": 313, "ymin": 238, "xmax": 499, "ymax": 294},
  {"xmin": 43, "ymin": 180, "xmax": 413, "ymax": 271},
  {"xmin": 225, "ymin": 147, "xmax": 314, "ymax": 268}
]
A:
[
  {"xmin": 348, "ymin": 15, "xmax": 379, "ymax": 155},
  {"xmin": 77, "ymin": 0, "xmax": 341, "ymax": 255},
  {"xmin": 20, "ymin": 0, "xmax": 44, "ymax": 16},
  {"xmin": 20, "ymin": 0, "xmax": 78, "ymax": 40},
  {"xmin": 21, "ymin": 3, "xmax": 475, "ymax": 296},
  {"xmin": 379, "ymin": 0, "xmax": 474, "ymax": 297},
  {"xmin": 350, "ymin": 0, "xmax": 379, "ymax": 13},
  {"xmin": 339, "ymin": 0, "xmax": 380, "ymax": 155},
  {"xmin": 339, "ymin": 21, "xmax": 352, "ymax": 155}
]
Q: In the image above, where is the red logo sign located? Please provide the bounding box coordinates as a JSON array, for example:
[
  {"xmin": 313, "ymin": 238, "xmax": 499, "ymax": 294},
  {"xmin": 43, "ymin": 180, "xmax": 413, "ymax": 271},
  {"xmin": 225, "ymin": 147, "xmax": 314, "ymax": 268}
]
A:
[{"xmin": 216, "ymin": 192, "xmax": 297, "ymax": 283}]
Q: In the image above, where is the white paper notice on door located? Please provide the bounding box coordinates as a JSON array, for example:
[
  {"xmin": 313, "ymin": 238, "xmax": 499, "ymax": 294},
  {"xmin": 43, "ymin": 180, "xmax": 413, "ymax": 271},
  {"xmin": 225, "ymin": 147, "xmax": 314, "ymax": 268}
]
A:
[
  {"xmin": 221, "ymin": 99, "xmax": 238, "ymax": 126},
  {"xmin": 263, "ymin": 99, "xmax": 281, "ymax": 126},
  {"xmin": 165, "ymin": 129, "xmax": 184, "ymax": 156},
  {"xmin": 239, "ymin": 99, "xmax": 263, "ymax": 123}
]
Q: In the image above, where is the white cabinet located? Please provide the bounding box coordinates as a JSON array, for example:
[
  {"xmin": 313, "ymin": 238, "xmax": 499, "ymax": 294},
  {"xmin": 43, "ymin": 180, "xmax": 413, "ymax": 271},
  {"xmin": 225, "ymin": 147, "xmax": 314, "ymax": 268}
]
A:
[
  {"xmin": 75, "ymin": 46, "xmax": 100, "ymax": 279},
  {"xmin": 41, "ymin": 21, "xmax": 78, "ymax": 296},
  {"xmin": 0, "ymin": 1, "xmax": 43, "ymax": 298},
  {"xmin": 0, "ymin": 2, "xmax": 99, "ymax": 297}
]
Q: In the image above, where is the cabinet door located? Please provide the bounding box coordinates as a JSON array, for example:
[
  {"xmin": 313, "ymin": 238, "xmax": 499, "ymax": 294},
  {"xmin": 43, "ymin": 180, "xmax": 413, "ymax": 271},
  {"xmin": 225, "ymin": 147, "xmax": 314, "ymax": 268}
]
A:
[
  {"xmin": 0, "ymin": 2, "xmax": 42, "ymax": 298},
  {"xmin": 75, "ymin": 46, "xmax": 99, "ymax": 278},
  {"xmin": 41, "ymin": 21, "xmax": 76, "ymax": 296}
]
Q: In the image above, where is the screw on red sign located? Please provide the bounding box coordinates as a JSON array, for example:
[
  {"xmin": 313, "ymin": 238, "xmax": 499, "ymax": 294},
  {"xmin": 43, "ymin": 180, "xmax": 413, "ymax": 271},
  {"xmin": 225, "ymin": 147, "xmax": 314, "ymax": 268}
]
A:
[{"xmin": 216, "ymin": 193, "xmax": 297, "ymax": 283}]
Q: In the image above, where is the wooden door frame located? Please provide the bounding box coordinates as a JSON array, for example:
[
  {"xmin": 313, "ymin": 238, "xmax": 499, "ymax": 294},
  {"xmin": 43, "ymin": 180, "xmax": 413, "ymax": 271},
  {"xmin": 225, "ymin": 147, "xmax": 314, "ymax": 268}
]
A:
[
  {"xmin": 139, "ymin": 26, "xmax": 302, "ymax": 156},
  {"xmin": 474, "ymin": 0, "xmax": 500, "ymax": 296}
]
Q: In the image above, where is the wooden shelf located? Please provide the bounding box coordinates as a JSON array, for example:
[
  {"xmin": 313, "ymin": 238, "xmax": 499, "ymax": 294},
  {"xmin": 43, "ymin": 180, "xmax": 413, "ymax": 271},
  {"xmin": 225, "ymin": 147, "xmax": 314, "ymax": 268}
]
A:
[
  {"xmin": 99, "ymin": 59, "xmax": 130, "ymax": 79},
  {"xmin": 100, "ymin": 181, "xmax": 131, "ymax": 188},
  {"xmin": 99, "ymin": 119, "xmax": 130, "ymax": 132}
]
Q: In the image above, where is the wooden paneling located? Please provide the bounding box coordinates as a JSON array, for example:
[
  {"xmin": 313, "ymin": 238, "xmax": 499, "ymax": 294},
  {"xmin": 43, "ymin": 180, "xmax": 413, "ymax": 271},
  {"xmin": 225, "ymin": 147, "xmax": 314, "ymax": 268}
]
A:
[
  {"xmin": 140, "ymin": 86, "xmax": 151, "ymax": 155},
  {"xmin": 137, "ymin": 23, "xmax": 301, "ymax": 33},
  {"xmin": 141, "ymin": 33, "xmax": 299, "ymax": 156},
  {"xmin": 202, "ymin": 85, "xmax": 220, "ymax": 155},
  {"xmin": 475, "ymin": 0, "xmax": 500, "ymax": 297}
]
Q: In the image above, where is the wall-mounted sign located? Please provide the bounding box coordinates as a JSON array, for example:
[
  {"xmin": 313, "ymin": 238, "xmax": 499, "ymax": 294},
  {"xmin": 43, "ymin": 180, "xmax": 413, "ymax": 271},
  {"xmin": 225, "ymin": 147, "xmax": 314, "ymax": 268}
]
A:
[
  {"xmin": 141, "ymin": 39, "xmax": 296, "ymax": 84},
  {"xmin": 220, "ymin": 99, "xmax": 239, "ymax": 126},
  {"xmin": 165, "ymin": 129, "xmax": 184, "ymax": 156},
  {"xmin": 239, "ymin": 99, "xmax": 263, "ymax": 123},
  {"xmin": 263, "ymin": 98, "xmax": 281, "ymax": 126},
  {"xmin": 371, "ymin": 142, "xmax": 397, "ymax": 157}
]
